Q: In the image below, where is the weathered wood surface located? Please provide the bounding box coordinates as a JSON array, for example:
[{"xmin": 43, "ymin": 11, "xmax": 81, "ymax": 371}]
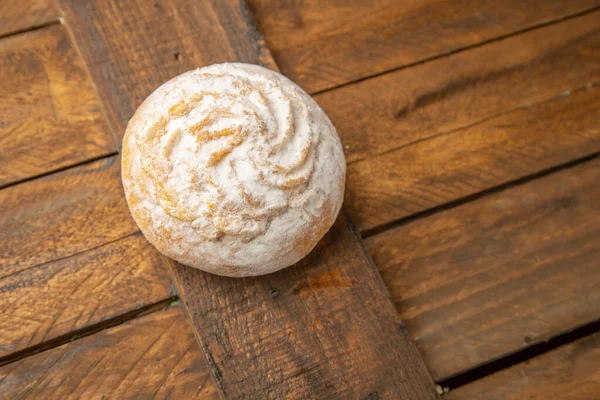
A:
[
  {"xmin": 315, "ymin": 11, "xmax": 600, "ymax": 165},
  {"xmin": 171, "ymin": 215, "xmax": 438, "ymax": 399},
  {"xmin": 0, "ymin": 232, "xmax": 174, "ymax": 358},
  {"xmin": 445, "ymin": 332, "xmax": 600, "ymax": 400},
  {"xmin": 55, "ymin": 0, "xmax": 439, "ymax": 398},
  {"xmin": 0, "ymin": 24, "xmax": 114, "ymax": 187},
  {"xmin": 0, "ymin": 0, "xmax": 58, "ymax": 37},
  {"xmin": 348, "ymin": 84, "xmax": 600, "ymax": 233},
  {"xmin": 0, "ymin": 157, "xmax": 178, "ymax": 357},
  {"xmin": 0, "ymin": 157, "xmax": 135, "ymax": 278},
  {"xmin": 56, "ymin": 0, "xmax": 273, "ymax": 136},
  {"xmin": 0, "ymin": 306, "xmax": 219, "ymax": 399},
  {"xmin": 248, "ymin": 0, "xmax": 600, "ymax": 93},
  {"xmin": 366, "ymin": 156, "xmax": 600, "ymax": 381}
]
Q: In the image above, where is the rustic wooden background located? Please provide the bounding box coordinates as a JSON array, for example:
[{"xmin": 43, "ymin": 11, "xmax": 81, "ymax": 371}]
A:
[{"xmin": 1, "ymin": 0, "xmax": 599, "ymax": 398}]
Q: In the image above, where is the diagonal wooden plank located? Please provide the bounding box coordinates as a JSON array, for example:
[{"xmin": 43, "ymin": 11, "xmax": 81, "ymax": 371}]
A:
[
  {"xmin": 248, "ymin": 0, "xmax": 600, "ymax": 93},
  {"xmin": 0, "ymin": 306, "xmax": 220, "ymax": 399},
  {"xmin": 55, "ymin": 0, "xmax": 439, "ymax": 398},
  {"xmin": 170, "ymin": 215, "xmax": 438, "ymax": 399},
  {"xmin": 366, "ymin": 156, "xmax": 600, "ymax": 381},
  {"xmin": 56, "ymin": 0, "xmax": 272, "ymax": 138}
]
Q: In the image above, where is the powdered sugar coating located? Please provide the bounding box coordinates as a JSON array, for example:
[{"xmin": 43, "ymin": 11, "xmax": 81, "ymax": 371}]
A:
[{"xmin": 121, "ymin": 63, "xmax": 345, "ymax": 277}]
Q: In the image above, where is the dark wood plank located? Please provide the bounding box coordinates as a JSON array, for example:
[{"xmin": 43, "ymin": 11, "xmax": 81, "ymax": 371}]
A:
[
  {"xmin": 248, "ymin": 0, "xmax": 600, "ymax": 93},
  {"xmin": 347, "ymin": 84, "xmax": 600, "ymax": 233},
  {"xmin": 0, "ymin": 306, "xmax": 219, "ymax": 399},
  {"xmin": 446, "ymin": 332, "xmax": 600, "ymax": 400},
  {"xmin": 171, "ymin": 215, "xmax": 438, "ymax": 399},
  {"xmin": 0, "ymin": 0, "xmax": 58, "ymax": 37},
  {"xmin": 315, "ymin": 10, "xmax": 600, "ymax": 164},
  {"xmin": 0, "ymin": 156, "xmax": 137, "ymax": 279},
  {"xmin": 366, "ymin": 157, "xmax": 600, "ymax": 381},
  {"xmin": 57, "ymin": 0, "xmax": 439, "ymax": 398},
  {"xmin": 0, "ymin": 232, "xmax": 174, "ymax": 358},
  {"xmin": 56, "ymin": 0, "xmax": 273, "ymax": 136},
  {"xmin": 0, "ymin": 24, "xmax": 114, "ymax": 187}
]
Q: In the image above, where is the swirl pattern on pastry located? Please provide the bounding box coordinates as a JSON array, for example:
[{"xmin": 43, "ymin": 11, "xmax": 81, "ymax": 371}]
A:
[{"xmin": 122, "ymin": 63, "xmax": 345, "ymax": 277}]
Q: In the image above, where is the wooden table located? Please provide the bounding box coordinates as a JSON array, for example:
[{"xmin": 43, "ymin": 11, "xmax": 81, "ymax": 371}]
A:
[{"xmin": 1, "ymin": 0, "xmax": 599, "ymax": 398}]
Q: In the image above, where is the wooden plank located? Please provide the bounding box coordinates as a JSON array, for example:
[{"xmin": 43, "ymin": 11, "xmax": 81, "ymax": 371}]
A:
[
  {"xmin": 0, "ymin": 232, "xmax": 174, "ymax": 358},
  {"xmin": 445, "ymin": 332, "xmax": 600, "ymax": 400},
  {"xmin": 315, "ymin": 10, "xmax": 600, "ymax": 164},
  {"xmin": 0, "ymin": 24, "xmax": 114, "ymax": 187},
  {"xmin": 171, "ymin": 215, "xmax": 438, "ymax": 399},
  {"xmin": 56, "ymin": 0, "xmax": 273, "ymax": 136},
  {"xmin": 365, "ymin": 156, "xmax": 600, "ymax": 381},
  {"xmin": 247, "ymin": 0, "xmax": 600, "ymax": 93},
  {"xmin": 57, "ymin": 0, "xmax": 439, "ymax": 398},
  {"xmin": 0, "ymin": 0, "xmax": 58, "ymax": 37},
  {"xmin": 0, "ymin": 156, "xmax": 137, "ymax": 279},
  {"xmin": 0, "ymin": 306, "xmax": 219, "ymax": 399},
  {"xmin": 0, "ymin": 156, "xmax": 182, "ymax": 356},
  {"xmin": 347, "ymin": 84, "xmax": 600, "ymax": 233}
]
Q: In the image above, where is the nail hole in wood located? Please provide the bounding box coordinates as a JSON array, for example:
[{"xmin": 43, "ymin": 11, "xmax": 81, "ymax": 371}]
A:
[{"xmin": 524, "ymin": 334, "xmax": 535, "ymax": 344}]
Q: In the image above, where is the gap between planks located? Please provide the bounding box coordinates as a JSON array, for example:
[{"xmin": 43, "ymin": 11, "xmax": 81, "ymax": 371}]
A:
[
  {"xmin": 438, "ymin": 318, "xmax": 600, "ymax": 393},
  {"xmin": 0, "ymin": 19, "xmax": 60, "ymax": 41},
  {"xmin": 0, "ymin": 296, "xmax": 179, "ymax": 368},
  {"xmin": 309, "ymin": 5, "xmax": 600, "ymax": 97},
  {"xmin": 0, "ymin": 151, "xmax": 118, "ymax": 191},
  {"xmin": 361, "ymin": 151, "xmax": 600, "ymax": 239}
]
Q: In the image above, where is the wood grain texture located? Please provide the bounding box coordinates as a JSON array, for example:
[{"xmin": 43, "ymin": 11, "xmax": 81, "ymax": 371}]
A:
[
  {"xmin": 0, "ymin": 156, "xmax": 137, "ymax": 280},
  {"xmin": 366, "ymin": 157, "xmax": 600, "ymax": 381},
  {"xmin": 0, "ymin": 306, "xmax": 219, "ymax": 399},
  {"xmin": 347, "ymin": 84, "xmax": 600, "ymax": 233},
  {"xmin": 446, "ymin": 332, "xmax": 600, "ymax": 400},
  {"xmin": 0, "ymin": 0, "xmax": 58, "ymax": 37},
  {"xmin": 0, "ymin": 24, "xmax": 114, "ymax": 187},
  {"xmin": 56, "ymin": 0, "xmax": 272, "ymax": 136},
  {"xmin": 248, "ymin": 0, "xmax": 600, "ymax": 93},
  {"xmin": 315, "ymin": 10, "xmax": 600, "ymax": 164},
  {"xmin": 56, "ymin": 0, "xmax": 439, "ymax": 397},
  {"xmin": 0, "ymin": 232, "xmax": 174, "ymax": 358},
  {"xmin": 171, "ymin": 215, "xmax": 439, "ymax": 399}
]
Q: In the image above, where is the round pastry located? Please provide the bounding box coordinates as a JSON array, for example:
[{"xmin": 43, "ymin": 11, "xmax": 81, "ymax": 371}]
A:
[{"xmin": 121, "ymin": 63, "xmax": 346, "ymax": 277}]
